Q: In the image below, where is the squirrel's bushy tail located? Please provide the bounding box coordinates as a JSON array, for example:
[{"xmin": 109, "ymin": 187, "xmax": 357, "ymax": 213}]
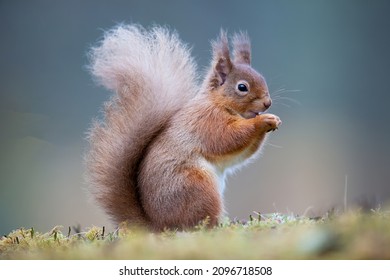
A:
[{"xmin": 86, "ymin": 25, "xmax": 198, "ymax": 226}]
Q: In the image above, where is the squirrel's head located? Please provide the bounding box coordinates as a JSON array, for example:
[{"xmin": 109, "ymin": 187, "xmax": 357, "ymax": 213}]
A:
[{"xmin": 205, "ymin": 31, "xmax": 271, "ymax": 119}]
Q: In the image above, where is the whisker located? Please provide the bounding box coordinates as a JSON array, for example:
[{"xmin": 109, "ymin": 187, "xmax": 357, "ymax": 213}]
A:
[
  {"xmin": 271, "ymin": 88, "xmax": 302, "ymax": 97},
  {"xmin": 271, "ymin": 88, "xmax": 287, "ymax": 96},
  {"xmin": 272, "ymin": 96, "xmax": 302, "ymax": 106},
  {"xmin": 267, "ymin": 143, "xmax": 283, "ymax": 149},
  {"xmin": 272, "ymin": 100, "xmax": 292, "ymax": 108}
]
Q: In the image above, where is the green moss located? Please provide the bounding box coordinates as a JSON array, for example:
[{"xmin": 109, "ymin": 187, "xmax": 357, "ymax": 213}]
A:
[{"xmin": 1, "ymin": 210, "xmax": 389, "ymax": 259}]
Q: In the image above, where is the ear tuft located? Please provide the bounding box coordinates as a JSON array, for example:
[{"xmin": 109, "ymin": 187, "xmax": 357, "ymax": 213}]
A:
[
  {"xmin": 232, "ymin": 31, "xmax": 251, "ymax": 65},
  {"xmin": 210, "ymin": 30, "xmax": 232, "ymax": 87}
]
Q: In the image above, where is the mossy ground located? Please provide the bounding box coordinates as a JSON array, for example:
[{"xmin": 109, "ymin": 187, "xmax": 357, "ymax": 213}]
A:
[{"xmin": 1, "ymin": 210, "xmax": 389, "ymax": 259}]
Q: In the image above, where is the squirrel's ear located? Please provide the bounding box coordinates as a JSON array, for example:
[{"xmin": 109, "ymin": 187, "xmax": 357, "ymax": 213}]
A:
[
  {"xmin": 210, "ymin": 30, "xmax": 232, "ymax": 87},
  {"xmin": 232, "ymin": 31, "xmax": 251, "ymax": 65}
]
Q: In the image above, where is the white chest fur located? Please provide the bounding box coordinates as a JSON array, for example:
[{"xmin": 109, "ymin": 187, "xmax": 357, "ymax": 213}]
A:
[
  {"xmin": 199, "ymin": 158, "xmax": 227, "ymax": 197},
  {"xmin": 199, "ymin": 151, "xmax": 253, "ymax": 197},
  {"xmin": 199, "ymin": 138, "xmax": 266, "ymax": 197}
]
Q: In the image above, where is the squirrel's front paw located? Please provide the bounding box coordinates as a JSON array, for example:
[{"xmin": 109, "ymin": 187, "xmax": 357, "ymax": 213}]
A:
[{"xmin": 258, "ymin": 113, "xmax": 282, "ymax": 132}]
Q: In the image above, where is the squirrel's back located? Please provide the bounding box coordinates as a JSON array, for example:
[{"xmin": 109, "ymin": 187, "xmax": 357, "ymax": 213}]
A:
[{"xmin": 86, "ymin": 25, "xmax": 198, "ymax": 227}]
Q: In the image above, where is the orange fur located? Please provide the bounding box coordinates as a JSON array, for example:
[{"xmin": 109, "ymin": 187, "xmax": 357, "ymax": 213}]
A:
[{"xmin": 86, "ymin": 25, "xmax": 281, "ymax": 231}]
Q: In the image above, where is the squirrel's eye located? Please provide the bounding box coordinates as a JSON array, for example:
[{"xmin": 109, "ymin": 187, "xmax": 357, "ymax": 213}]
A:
[{"xmin": 237, "ymin": 83, "xmax": 248, "ymax": 92}]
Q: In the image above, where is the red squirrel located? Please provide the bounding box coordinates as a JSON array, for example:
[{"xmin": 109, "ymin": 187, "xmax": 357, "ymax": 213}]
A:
[{"xmin": 86, "ymin": 24, "xmax": 281, "ymax": 231}]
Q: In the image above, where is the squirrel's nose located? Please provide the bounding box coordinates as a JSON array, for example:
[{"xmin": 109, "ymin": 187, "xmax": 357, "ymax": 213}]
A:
[{"xmin": 263, "ymin": 99, "xmax": 272, "ymax": 109}]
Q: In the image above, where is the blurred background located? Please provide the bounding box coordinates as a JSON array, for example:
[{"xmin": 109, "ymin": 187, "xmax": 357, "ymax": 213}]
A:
[{"xmin": 1, "ymin": 0, "xmax": 390, "ymax": 235}]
